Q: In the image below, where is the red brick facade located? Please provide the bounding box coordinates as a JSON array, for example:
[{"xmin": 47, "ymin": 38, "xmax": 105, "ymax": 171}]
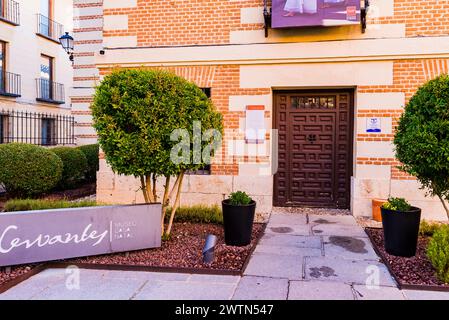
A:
[
  {"xmin": 103, "ymin": 0, "xmax": 265, "ymax": 46},
  {"xmin": 371, "ymin": 0, "xmax": 449, "ymax": 37},
  {"xmin": 100, "ymin": 0, "xmax": 449, "ymax": 46},
  {"xmin": 75, "ymin": 0, "xmax": 449, "ymax": 178},
  {"xmin": 72, "ymin": 0, "xmax": 449, "ymax": 218}
]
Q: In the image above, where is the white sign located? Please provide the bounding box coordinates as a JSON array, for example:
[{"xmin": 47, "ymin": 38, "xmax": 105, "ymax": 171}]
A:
[
  {"xmin": 245, "ymin": 106, "xmax": 266, "ymax": 144},
  {"xmin": 366, "ymin": 117, "xmax": 382, "ymax": 133}
]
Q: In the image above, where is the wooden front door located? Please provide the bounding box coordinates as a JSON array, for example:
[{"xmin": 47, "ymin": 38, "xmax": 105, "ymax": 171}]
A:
[{"xmin": 274, "ymin": 90, "xmax": 353, "ymax": 208}]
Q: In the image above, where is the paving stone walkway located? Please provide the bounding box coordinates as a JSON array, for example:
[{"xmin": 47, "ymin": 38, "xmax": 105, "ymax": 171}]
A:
[{"xmin": 1, "ymin": 212, "xmax": 449, "ymax": 300}]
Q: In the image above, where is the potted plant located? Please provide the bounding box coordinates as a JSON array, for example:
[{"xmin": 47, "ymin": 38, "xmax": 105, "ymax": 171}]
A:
[
  {"xmin": 222, "ymin": 191, "xmax": 256, "ymax": 246},
  {"xmin": 381, "ymin": 197, "xmax": 421, "ymax": 257}
]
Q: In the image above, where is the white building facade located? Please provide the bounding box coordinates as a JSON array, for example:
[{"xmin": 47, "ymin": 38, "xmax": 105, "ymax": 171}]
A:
[{"xmin": 0, "ymin": 0, "xmax": 74, "ymax": 146}]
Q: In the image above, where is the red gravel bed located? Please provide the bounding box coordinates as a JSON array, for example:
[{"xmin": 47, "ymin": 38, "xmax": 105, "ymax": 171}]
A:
[
  {"xmin": 0, "ymin": 264, "xmax": 40, "ymax": 288},
  {"xmin": 0, "ymin": 223, "xmax": 264, "ymax": 292},
  {"xmin": 366, "ymin": 228, "xmax": 449, "ymax": 289},
  {"xmin": 66, "ymin": 222, "xmax": 265, "ymax": 272}
]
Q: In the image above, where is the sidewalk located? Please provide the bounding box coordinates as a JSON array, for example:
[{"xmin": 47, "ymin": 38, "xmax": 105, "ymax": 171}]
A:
[{"xmin": 1, "ymin": 212, "xmax": 449, "ymax": 300}]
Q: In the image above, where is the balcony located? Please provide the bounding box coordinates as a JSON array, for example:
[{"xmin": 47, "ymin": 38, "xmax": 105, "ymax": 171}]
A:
[
  {"xmin": 36, "ymin": 14, "xmax": 64, "ymax": 43},
  {"xmin": 0, "ymin": 71, "xmax": 21, "ymax": 97},
  {"xmin": 0, "ymin": 0, "xmax": 20, "ymax": 26},
  {"xmin": 36, "ymin": 78, "xmax": 65, "ymax": 104}
]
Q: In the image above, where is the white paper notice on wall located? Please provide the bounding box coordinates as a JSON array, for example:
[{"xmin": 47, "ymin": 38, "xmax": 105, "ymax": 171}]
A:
[
  {"xmin": 366, "ymin": 117, "xmax": 382, "ymax": 133},
  {"xmin": 245, "ymin": 105, "xmax": 266, "ymax": 144}
]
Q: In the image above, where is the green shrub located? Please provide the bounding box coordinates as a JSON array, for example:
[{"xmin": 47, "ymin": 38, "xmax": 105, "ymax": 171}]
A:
[
  {"xmin": 381, "ymin": 197, "xmax": 412, "ymax": 212},
  {"xmin": 0, "ymin": 143, "xmax": 62, "ymax": 197},
  {"xmin": 419, "ymin": 220, "xmax": 444, "ymax": 237},
  {"xmin": 165, "ymin": 205, "xmax": 223, "ymax": 224},
  {"xmin": 394, "ymin": 74, "xmax": 449, "ymax": 219},
  {"xmin": 77, "ymin": 144, "xmax": 99, "ymax": 183},
  {"xmin": 52, "ymin": 147, "xmax": 88, "ymax": 190},
  {"xmin": 4, "ymin": 199, "xmax": 97, "ymax": 212},
  {"xmin": 228, "ymin": 191, "xmax": 252, "ymax": 206},
  {"xmin": 427, "ymin": 225, "xmax": 449, "ymax": 283}
]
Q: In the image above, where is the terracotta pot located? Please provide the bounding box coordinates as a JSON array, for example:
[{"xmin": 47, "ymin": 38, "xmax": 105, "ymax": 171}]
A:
[{"xmin": 372, "ymin": 199, "xmax": 387, "ymax": 222}]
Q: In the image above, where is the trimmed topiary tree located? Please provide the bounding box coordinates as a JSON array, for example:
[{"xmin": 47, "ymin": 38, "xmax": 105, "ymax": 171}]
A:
[
  {"xmin": 394, "ymin": 74, "xmax": 449, "ymax": 219},
  {"xmin": 0, "ymin": 143, "xmax": 62, "ymax": 197},
  {"xmin": 52, "ymin": 146, "xmax": 88, "ymax": 190},
  {"xmin": 92, "ymin": 69, "xmax": 223, "ymax": 236},
  {"xmin": 77, "ymin": 144, "xmax": 99, "ymax": 183}
]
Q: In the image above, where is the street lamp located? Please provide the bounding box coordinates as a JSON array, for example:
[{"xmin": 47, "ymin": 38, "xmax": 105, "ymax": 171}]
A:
[{"xmin": 59, "ymin": 32, "xmax": 74, "ymax": 62}]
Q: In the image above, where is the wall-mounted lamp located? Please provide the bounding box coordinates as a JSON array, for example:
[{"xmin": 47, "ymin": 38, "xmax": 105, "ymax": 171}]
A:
[
  {"xmin": 361, "ymin": 0, "xmax": 370, "ymax": 33},
  {"xmin": 59, "ymin": 32, "xmax": 74, "ymax": 62},
  {"xmin": 263, "ymin": 0, "xmax": 272, "ymax": 38}
]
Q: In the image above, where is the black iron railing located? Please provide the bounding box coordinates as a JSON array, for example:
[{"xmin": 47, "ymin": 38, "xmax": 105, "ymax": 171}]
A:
[
  {"xmin": 0, "ymin": 0, "xmax": 20, "ymax": 25},
  {"xmin": 36, "ymin": 78, "xmax": 65, "ymax": 104},
  {"xmin": 0, "ymin": 110, "xmax": 75, "ymax": 146},
  {"xmin": 36, "ymin": 14, "xmax": 64, "ymax": 42},
  {"xmin": 0, "ymin": 70, "xmax": 21, "ymax": 97}
]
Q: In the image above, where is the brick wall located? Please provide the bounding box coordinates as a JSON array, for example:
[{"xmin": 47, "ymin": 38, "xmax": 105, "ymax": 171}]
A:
[
  {"xmin": 71, "ymin": 1, "xmax": 449, "ymax": 218},
  {"xmin": 95, "ymin": 57, "xmax": 449, "ymax": 178},
  {"xmin": 102, "ymin": 0, "xmax": 449, "ymax": 47},
  {"xmin": 358, "ymin": 58, "xmax": 449, "ymax": 180},
  {"xmin": 371, "ymin": 0, "xmax": 449, "ymax": 37},
  {"xmin": 74, "ymin": 0, "xmax": 449, "ymax": 177},
  {"xmin": 103, "ymin": 0, "xmax": 264, "ymax": 46}
]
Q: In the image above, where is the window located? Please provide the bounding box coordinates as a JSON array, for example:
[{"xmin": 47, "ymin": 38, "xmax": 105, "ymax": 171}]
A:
[
  {"xmin": 37, "ymin": 0, "xmax": 62, "ymax": 42},
  {"xmin": 0, "ymin": 114, "xmax": 8, "ymax": 144},
  {"xmin": 41, "ymin": 118, "xmax": 56, "ymax": 146},
  {"xmin": 40, "ymin": 54, "xmax": 53, "ymax": 100},
  {"xmin": 0, "ymin": 0, "xmax": 20, "ymax": 25},
  {"xmin": 0, "ymin": 40, "xmax": 5, "ymax": 93},
  {"xmin": 41, "ymin": 0, "xmax": 51, "ymax": 18},
  {"xmin": 40, "ymin": 0, "xmax": 51, "ymax": 37},
  {"xmin": 291, "ymin": 96, "xmax": 336, "ymax": 109},
  {"xmin": 37, "ymin": 54, "xmax": 64, "ymax": 104},
  {"xmin": 201, "ymin": 87, "xmax": 211, "ymax": 98},
  {"xmin": 0, "ymin": 40, "xmax": 20, "ymax": 97}
]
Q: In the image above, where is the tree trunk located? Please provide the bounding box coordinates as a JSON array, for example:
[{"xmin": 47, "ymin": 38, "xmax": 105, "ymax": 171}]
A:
[
  {"xmin": 437, "ymin": 194, "xmax": 449, "ymax": 220},
  {"xmin": 152, "ymin": 174, "xmax": 158, "ymax": 202},
  {"xmin": 165, "ymin": 171, "xmax": 185, "ymax": 236},
  {"xmin": 145, "ymin": 174, "xmax": 155, "ymax": 202},
  {"xmin": 161, "ymin": 175, "xmax": 171, "ymax": 235},
  {"xmin": 169, "ymin": 174, "xmax": 182, "ymax": 202},
  {"xmin": 140, "ymin": 175, "xmax": 149, "ymax": 203}
]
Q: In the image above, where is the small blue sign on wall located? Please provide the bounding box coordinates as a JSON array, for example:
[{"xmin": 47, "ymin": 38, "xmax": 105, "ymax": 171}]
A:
[{"xmin": 366, "ymin": 117, "xmax": 382, "ymax": 133}]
